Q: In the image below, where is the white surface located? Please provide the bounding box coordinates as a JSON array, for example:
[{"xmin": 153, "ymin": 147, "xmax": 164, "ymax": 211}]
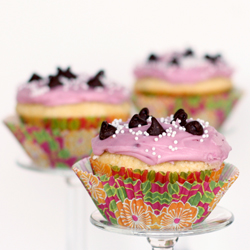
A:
[{"xmin": 0, "ymin": 0, "xmax": 249, "ymax": 249}]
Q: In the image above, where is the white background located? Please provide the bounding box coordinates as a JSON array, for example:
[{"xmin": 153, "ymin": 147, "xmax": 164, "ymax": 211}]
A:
[{"xmin": 0, "ymin": 0, "xmax": 249, "ymax": 249}]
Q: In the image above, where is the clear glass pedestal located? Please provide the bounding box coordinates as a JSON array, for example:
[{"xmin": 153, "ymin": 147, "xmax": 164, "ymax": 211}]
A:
[
  {"xmin": 16, "ymin": 159, "xmax": 87, "ymax": 250},
  {"xmin": 90, "ymin": 206, "xmax": 234, "ymax": 250}
]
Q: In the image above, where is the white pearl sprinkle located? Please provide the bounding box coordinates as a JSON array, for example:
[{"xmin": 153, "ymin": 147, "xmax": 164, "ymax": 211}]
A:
[
  {"xmin": 162, "ymin": 132, "xmax": 166, "ymax": 136},
  {"xmin": 174, "ymin": 140, "xmax": 178, "ymax": 144},
  {"xmin": 206, "ymin": 134, "xmax": 209, "ymax": 138},
  {"xmin": 175, "ymin": 147, "xmax": 178, "ymax": 150},
  {"xmin": 169, "ymin": 145, "xmax": 173, "ymax": 149},
  {"xmin": 135, "ymin": 137, "xmax": 138, "ymax": 140},
  {"xmin": 172, "ymin": 134, "xmax": 175, "ymax": 137},
  {"xmin": 200, "ymin": 139, "xmax": 204, "ymax": 142},
  {"xmin": 154, "ymin": 138, "xmax": 158, "ymax": 142},
  {"xmin": 121, "ymin": 130, "xmax": 124, "ymax": 134},
  {"xmin": 166, "ymin": 129, "xmax": 169, "ymax": 132},
  {"xmin": 112, "ymin": 135, "xmax": 116, "ymax": 138},
  {"xmin": 158, "ymin": 155, "xmax": 161, "ymax": 158},
  {"xmin": 167, "ymin": 133, "xmax": 171, "ymax": 137},
  {"xmin": 145, "ymin": 149, "xmax": 149, "ymax": 152},
  {"xmin": 152, "ymin": 147, "xmax": 155, "ymax": 151},
  {"xmin": 160, "ymin": 118, "xmax": 164, "ymax": 122},
  {"xmin": 129, "ymin": 129, "xmax": 132, "ymax": 133},
  {"xmin": 138, "ymin": 124, "xmax": 141, "ymax": 128},
  {"xmin": 205, "ymin": 130, "xmax": 208, "ymax": 134},
  {"xmin": 202, "ymin": 134, "xmax": 206, "ymax": 138},
  {"xmin": 171, "ymin": 148, "xmax": 175, "ymax": 151},
  {"xmin": 159, "ymin": 134, "xmax": 162, "ymax": 138},
  {"xmin": 115, "ymin": 130, "xmax": 119, "ymax": 134},
  {"xmin": 132, "ymin": 132, "xmax": 135, "ymax": 135},
  {"xmin": 152, "ymin": 152, "xmax": 156, "ymax": 155}
]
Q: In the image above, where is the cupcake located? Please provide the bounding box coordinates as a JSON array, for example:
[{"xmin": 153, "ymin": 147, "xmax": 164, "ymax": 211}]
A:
[
  {"xmin": 72, "ymin": 108, "xmax": 239, "ymax": 229},
  {"xmin": 133, "ymin": 49, "xmax": 242, "ymax": 129},
  {"xmin": 4, "ymin": 68, "xmax": 131, "ymax": 168}
]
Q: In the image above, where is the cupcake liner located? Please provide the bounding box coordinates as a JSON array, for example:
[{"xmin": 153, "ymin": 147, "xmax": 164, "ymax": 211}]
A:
[
  {"xmin": 4, "ymin": 116, "xmax": 100, "ymax": 168},
  {"xmin": 72, "ymin": 157, "xmax": 239, "ymax": 230},
  {"xmin": 19, "ymin": 113, "xmax": 130, "ymax": 130},
  {"xmin": 133, "ymin": 88, "xmax": 242, "ymax": 129},
  {"xmin": 90, "ymin": 157, "xmax": 224, "ymax": 184}
]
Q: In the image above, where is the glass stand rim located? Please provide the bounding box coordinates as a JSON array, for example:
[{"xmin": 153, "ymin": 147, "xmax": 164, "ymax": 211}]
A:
[
  {"xmin": 90, "ymin": 206, "xmax": 234, "ymax": 238},
  {"xmin": 16, "ymin": 158, "xmax": 75, "ymax": 178}
]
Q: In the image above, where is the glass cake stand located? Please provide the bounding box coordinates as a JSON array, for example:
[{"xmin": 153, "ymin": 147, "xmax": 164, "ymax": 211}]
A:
[
  {"xmin": 90, "ymin": 206, "xmax": 234, "ymax": 250},
  {"xmin": 16, "ymin": 159, "xmax": 87, "ymax": 250}
]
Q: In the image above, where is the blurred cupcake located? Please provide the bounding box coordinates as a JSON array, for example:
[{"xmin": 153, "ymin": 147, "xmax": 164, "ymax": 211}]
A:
[
  {"xmin": 5, "ymin": 68, "xmax": 131, "ymax": 168},
  {"xmin": 133, "ymin": 49, "xmax": 241, "ymax": 129},
  {"xmin": 72, "ymin": 108, "xmax": 239, "ymax": 229}
]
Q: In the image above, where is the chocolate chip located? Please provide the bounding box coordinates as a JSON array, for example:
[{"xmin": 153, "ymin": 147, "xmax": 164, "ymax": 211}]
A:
[
  {"xmin": 185, "ymin": 121, "xmax": 204, "ymax": 135},
  {"xmin": 139, "ymin": 107, "xmax": 149, "ymax": 121},
  {"xmin": 87, "ymin": 70, "xmax": 105, "ymax": 88},
  {"xmin": 168, "ymin": 57, "xmax": 179, "ymax": 66},
  {"xmin": 129, "ymin": 114, "xmax": 147, "ymax": 128},
  {"xmin": 57, "ymin": 67, "xmax": 77, "ymax": 79},
  {"xmin": 204, "ymin": 54, "xmax": 221, "ymax": 64},
  {"xmin": 99, "ymin": 121, "xmax": 117, "ymax": 140},
  {"xmin": 172, "ymin": 109, "xmax": 188, "ymax": 126},
  {"xmin": 48, "ymin": 75, "xmax": 63, "ymax": 88},
  {"xmin": 183, "ymin": 48, "xmax": 194, "ymax": 57},
  {"xmin": 148, "ymin": 54, "xmax": 158, "ymax": 62},
  {"xmin": 147, "ymin": 117, "xmax": 165, "ymax": 136},
  {"xmin": 28, "ymin": 73, "xmax": 42, "ymax": 82}
]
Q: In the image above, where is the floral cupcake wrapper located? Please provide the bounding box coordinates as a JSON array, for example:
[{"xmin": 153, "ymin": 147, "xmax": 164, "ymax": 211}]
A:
[
  {"xmin": 73, "ymin": 157, "xmax": 239, "ymax": 230},
  {"xmin": 4, "ymin": 116, "xmax": 100, "ymax": 168},
  {"xmin": 19, "ymin": 113, "xmax": 130, "ymax": 130},
  {"xmin": 90, "ymin": 158, "xmax": 224, "ymax": 184},
  {"xmin": 133, "ymin": 88, "xmax": 242, "ymax": 129}
]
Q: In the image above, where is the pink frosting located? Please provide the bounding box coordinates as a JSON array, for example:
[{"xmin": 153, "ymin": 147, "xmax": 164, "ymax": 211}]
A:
[
  {"xmin": 17, "ymin": 74, "xmax": 130, "ymax": 106},
  {"xmin": 92, "ymin": 116, "xmax": 231, "ymax": 166},
  {"xmin": 134, "ymin": 51, "xmax": 233, "ymax": 84}
]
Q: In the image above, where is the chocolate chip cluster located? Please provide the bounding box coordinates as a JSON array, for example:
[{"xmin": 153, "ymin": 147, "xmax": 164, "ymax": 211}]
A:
[
  {"xmin": 99, "ymin": 108, "xmax": 204, "ymax": 140},
  {"xmin": 27, "ymin": 68, "xmax": 105, "ymax": 89},
  {"xmin": 147, "ymin": 48, "xmax": 222, "ymax": 66}
]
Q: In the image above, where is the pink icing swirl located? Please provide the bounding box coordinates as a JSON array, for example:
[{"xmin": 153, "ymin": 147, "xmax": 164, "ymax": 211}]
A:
[
  {"xmin": 92, "ymin": 116, "xmax": 231, "ymax": 166},
  {"xmin": 17, "ymin": 74, "xmax": 130, "ymax": 106},
  {"xmin": 134, "ymin": 51, "xmax": 233, "ymax": 84}
]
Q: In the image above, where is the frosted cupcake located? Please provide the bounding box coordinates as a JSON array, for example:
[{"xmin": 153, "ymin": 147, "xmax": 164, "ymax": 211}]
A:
[
  {"xmin": 5, "ymin": 68, "xmax": 131, "ymax": 168},
  {"xmin": 90, "ymin": 108, "xmax": 231, "ymax": 183},
  {"xmin": 133, "ymin": 49, "xmax": 241, "ymax": 129},
  {"xmin": 72, "ymin": 107, "xmax": 239, "ymax": 229}
]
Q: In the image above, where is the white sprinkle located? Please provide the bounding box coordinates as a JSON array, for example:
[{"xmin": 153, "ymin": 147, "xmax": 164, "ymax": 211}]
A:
[
  {"xmin": 206, "ymin": 134, "xmax": 209, "ymax": 138},
  {"xmin": 200, "ymin": 139, "xmax": 204, "ymax": 142},
  {"xmin": 172, "ymin": 121, "xmax": 176, "ymax": 125},
  {"xmin": 172, "ymin": 134, "xmax": 175, "ymax": 137},
  {"xmin": 135, "ymin": 137, "xmax": 138, "ymax": 141},
  {"xmin": 121, "ymin": 130, "xmax": 124, "ymax": 134},
  {"xmin": 174, "ymin": 140, "xmax": 178, "ymax": 144},
  {"xmin": 166, "ymin": 129, "xmax": 169, "ymax": 132},
  {"xmin": 162, "ymin": 132, "xmax": 166, "ymax": 136},
  {"xmin": 138, "ymin": 124, "xmax": 141, "ymax": 128},
  {"xmin": 152, "ymin": 152, "xmax": 156, "ymax": 155},
  {"xmin": 169, "ymin": 145, "xmax": 173, "ymax": 149},
  {"xmin": 179, "ymin": 127, "xmax": 183, "ymax": 130},
  {"xmin": 112, "ymin": 135, "xmax": 116, "ymax": 138},
  {"xmin": 132, "ymin": 132, "xmax": 135, "ymax": 135},
  {"xmin": 145, "ymin": 149, "xmax": 149, "ymax": 152},
  {"xmin": 158, "ymin": 155, "xmax": 161, "ymax": 158},
  {"xmin": 160, "ymin": 117, "xmax": 165, "ymax": 122},
  {"xmin": 152, "ymin": 147, "xmax": 155, "ymax": 151},
  {"xmin": 202, "ymin": 134, "xmax": 206, "ymax": 138},
  {"xmin": 147, "ymin": 116, "xmax": 152, "ymax": 122},
  {"xmin": 167, "ymin": 133, "xmax": 171, "ymax": 137},
  {"xmin": 173, "ymin": 131, "xmax": 176, "ymax": 134},
  {"xmin": 129, "ymin": 129, "xmax": 132, "ymax": 133},
  {"xmin": 159, "ymin": 134, "xmax": 162, "ymax": 138},
  {"xmin": 175, "ymin": 147, "xmax": 178, "ymax": 150},
  {"xmin": 171, "ymin": 148, "xmax": 175, "ymax": 151},
  {"xmin": 154, "ymin": 138, "xmax": 158, "ymax": 142},
  {"xmin": 183, "ymin": 127, "xmax": 186, "ymax": 131},
  {"xmin": 205, "ymin": 130, "xmax": 208, "ymax": 134},
  {"xmin": 115, "ymin": 130, "xmax": 119, "ymax": 134}
]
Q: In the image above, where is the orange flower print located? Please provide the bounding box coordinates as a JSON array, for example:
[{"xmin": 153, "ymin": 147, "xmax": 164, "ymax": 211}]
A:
[
  {"xmin": 115, "ymin": 198, "xmax": 154, "ymax": 229},
  {"xmin": 159, "ymin": 202, "xmax": 198, "ymax": 230},
  {"xmin": 90, "ymin": 158, "xmax": 112, "ymax": 177},
  {"xmin": 63, "ymin": 129, "xmax": 96, "ymax": 157},
  {"xmin": 78, "ymin": 171, "xmax": 106, "ymax": 204},
  {"xmin": 22, "ymin": 140, "xmax": 50, "ymax": 168}
]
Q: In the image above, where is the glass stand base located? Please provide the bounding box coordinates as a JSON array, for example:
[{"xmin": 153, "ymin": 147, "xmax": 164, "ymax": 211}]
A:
[
  {"xmin": 16, "ymin": 159, "xmax": 87, "ymax": 250},
  {"xmin": 90, "ymin": 206, "xmax": 234, "ymax": 250}
]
